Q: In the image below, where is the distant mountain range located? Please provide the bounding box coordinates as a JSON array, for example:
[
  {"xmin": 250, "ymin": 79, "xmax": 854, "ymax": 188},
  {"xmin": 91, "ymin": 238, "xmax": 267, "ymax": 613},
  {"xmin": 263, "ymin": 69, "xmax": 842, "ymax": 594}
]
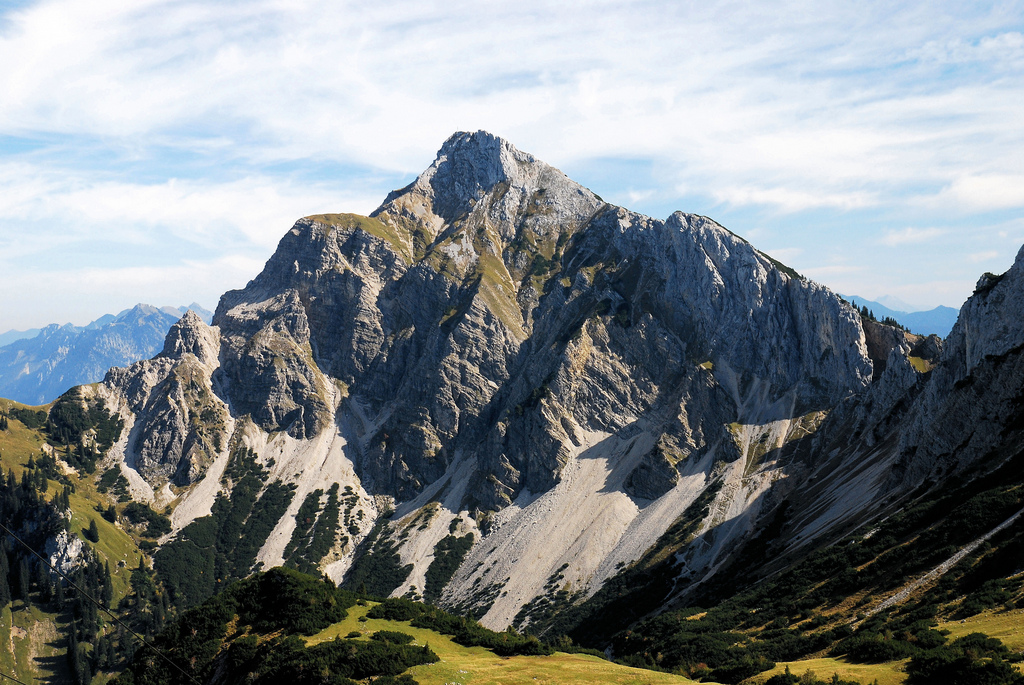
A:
[
  {"xmin": 839, "ymin": 294, "xmax": 959, "ymax": 338},
  {"xmin": 0, "ymin": 327, "xmax": 42, "ymax": 347},
  {"xmin": 0, "ymin": 303, "xmax": 212, "ymax": 405}
]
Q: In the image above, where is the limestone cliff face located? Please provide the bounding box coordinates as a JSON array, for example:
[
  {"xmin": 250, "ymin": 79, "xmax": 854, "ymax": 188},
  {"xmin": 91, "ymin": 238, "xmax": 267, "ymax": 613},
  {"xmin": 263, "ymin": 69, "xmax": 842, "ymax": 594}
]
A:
[
  {"xmin": 104, "ymin": 311, "xmax": 229, "ymax": 486},
  {"xmin": 201, "ymin": 133, "xmax": 871, "ymax": 511},
  {"xmin": 888, "ymin": 248, "xmax": 1024, "ymax": 487},
  {"xmin": 97, "ymin": 131, "xmax": 907, "ymax": 626},
  {"xmin": 862, "ymin": 318, "xmax": 912, "ymax": 379},
  {"xmin": 766, "ymin": 246, "xmax": 1024, "ymax": 575}
]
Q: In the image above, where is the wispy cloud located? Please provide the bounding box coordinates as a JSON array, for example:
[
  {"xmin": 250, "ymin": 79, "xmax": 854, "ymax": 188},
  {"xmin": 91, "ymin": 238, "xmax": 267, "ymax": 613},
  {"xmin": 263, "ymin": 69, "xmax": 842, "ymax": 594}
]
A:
[
  {"xmin": 0, "ymin": 255, "xmax": 266, "ymax": 328},
  {"xmin": 0, "ymin": 166, "xmax": 378, "ymax": 250},
  {"xmin": 713, "ymin": 186, "xmax": 874, "ymax": 212},
  {"xmin": 941, "ymin": 174, "xmax": 1024, "ymax": 210},
  {"xmin": 968, "ymin": 250, "xmax": 1000, "ymax": 263},
  {"xmin": 880, "ymin": 227, "xmax": 945, "ymax": 247},
  {"xmin": 910, "ymin": 31, "xmax": 1024, "ymax": 66},
  {"xmin": 759, "ymin": 247, "xmax": 803, "ymax": 264},
  {"xmin": 801, "ymin": 265, "xmax": 866, "ymax": 278},
  {"xmin": 0, "ymin": 0, "xmax": 1022, "ymax": 327}
]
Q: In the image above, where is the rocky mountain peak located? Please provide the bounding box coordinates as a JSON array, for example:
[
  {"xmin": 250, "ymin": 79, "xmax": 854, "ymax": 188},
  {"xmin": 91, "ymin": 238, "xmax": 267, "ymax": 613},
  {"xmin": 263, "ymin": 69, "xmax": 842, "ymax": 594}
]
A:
[
  {"xmin": 159, "ymin": 309, "xmax": 219, "ymax": 367},
  {"xmin": 376, "ymin": 131, "xmax": 527, "ymax": 222},
  {"xmin": 942, "ymin": 244, "xmax": 1024, "ymax": 382},
  {"xmin": 371, "ymin": 131, "xmax": 601, "ymax": 250}
]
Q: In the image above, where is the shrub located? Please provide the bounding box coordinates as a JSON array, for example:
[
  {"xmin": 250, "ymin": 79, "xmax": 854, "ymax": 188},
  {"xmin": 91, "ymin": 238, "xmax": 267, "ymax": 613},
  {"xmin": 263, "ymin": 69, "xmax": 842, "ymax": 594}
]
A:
[
  {"xmin": 906, "ymin": 633, "xmax": 1022, "ymax": 685},
  {"xmin": 371, "ymin": 630, "xmax": 415, "ymax": 645}
]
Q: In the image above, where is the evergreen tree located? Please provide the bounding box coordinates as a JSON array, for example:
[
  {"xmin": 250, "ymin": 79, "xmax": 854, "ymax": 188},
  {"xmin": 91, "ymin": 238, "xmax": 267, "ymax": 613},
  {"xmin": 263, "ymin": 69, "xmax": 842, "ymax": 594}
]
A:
[
  {"xmin": 54, "ymin": 575, "xmax": 66, "ymax": 610},
  {"xmin": 85, "ymin": 519, "xmax": 100, "ymax": 543},
  {"xmin": 36, "ymin": 560, "xmax": 52, "ymax": 603},
  {"xmin": 66, "ymin": 619, "xmax": 82, "ymax": 682},
  {"xmin": 108, "ymin": 630, "xmax": 118, "ymax": 666},
  {"xmin": 93, "ymin": 633, "xmax": 107, "ymax": 671},
  {"xmin": 0, "ymin": 551, "xmax": 10, "ymax": 609},
  {"xmin": 17, "ymin": 557, "xmax": 30, "ymax": 604},
  {"xmin": 154, "ymin": 594, "xmax": 166, "ymax": 631},
  {"xmin": 102, "ymin": 562, "xmax": 113, "ymax": 606}
]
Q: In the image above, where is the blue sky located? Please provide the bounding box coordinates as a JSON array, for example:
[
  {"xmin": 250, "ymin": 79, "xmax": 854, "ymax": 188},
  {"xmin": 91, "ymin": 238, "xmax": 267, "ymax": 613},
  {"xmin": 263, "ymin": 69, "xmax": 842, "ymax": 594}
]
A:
[{"xmin": 0, "ymin": 0, "xmax": 1022, "ymax": 330}]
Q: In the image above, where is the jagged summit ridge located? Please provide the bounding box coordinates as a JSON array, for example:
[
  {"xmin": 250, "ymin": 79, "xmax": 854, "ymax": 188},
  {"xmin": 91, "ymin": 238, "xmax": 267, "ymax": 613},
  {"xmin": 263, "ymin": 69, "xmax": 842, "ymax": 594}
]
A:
[
  {"xmin": 159, "ymin": 309, "xmax": 219, "ymax": 366},
  {"xmin": 376, "ymin": 131, "xmax": 534, "ymax": 223},
  {"xmin": 0, "ymin": 303, "xmax": 212, "ymax": 405},
  {"xmin": 372, "ymin": 130, "xmax": 602, "ymax": 247}
]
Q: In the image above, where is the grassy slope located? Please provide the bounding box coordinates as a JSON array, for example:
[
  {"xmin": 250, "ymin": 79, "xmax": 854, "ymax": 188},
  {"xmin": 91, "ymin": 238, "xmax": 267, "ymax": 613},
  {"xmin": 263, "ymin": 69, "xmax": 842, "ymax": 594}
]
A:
[
  {"xmin": 937, "ymin": 608, "xmax": 1024, "ymax": 676},
  {"xmin": 743, "ymin": 605, "xmax": 1024, "ymax": 684},
  {"xmin": 308, "ymin": 602, "xmax": 708, "ymax": 685},
  {"xmin": 747, "ymin": 657, "xmax": 907, "ymax": 685},
  {"xmin": 750, "ymin": 608, "xmax": 1024, "ymax": 683},
  {"xmin": 937, "ymin": 607, "xmax": 1024, "ymax": 650},
  {"xmin": 0, "ymin": 398, "xmax": 145, "ymax": 682}
]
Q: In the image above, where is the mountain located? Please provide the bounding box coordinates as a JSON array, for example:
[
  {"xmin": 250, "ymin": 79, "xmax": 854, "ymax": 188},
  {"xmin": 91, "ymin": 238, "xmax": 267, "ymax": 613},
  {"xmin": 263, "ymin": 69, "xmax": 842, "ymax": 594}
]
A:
[
  {"xmin": 841, "ymin": 294, "xmax": 959, "ymax": 338},
  {"xmin": 0, "ymin": 327, "xmax": 42, "ymax": 346},
  {"xmin": 901, "ymin": 305, "xmax": 960, "ymax": 337},
  {"xmin": 93, "ymin": 132, "xmax": 879, "ymax": 622},
  {"xmin": 874, "ymin": 294, "xmax": 923, "ymax": 312},
  {"xmin": 5, "ymin": 131, "xmax": 1024, "ymax": 685},
  {"xmin": 0, "ymin": 303, "xmax": 212, "ymax": 405}
]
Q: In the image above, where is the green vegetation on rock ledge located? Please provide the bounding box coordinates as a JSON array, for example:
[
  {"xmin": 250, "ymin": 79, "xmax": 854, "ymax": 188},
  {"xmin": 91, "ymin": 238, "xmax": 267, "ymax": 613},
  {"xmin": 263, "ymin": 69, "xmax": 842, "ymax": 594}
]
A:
[
  {"xmin": 343, "ymin": 516, "xmax": 413, "ymax": 598},
  {"xmin": 307, "ymin": 212, "xmax": 414, "ymax": 263},
  {"xmin": 423, "ymin": 531, "xmax": 474, "ymax": 603},
  {"xmin": 48, "ymin": 387, "xmax": 123, "ymax": 455},
  {"xmin": 154, "ymin": 445, "xmax": 296, "ymax": 607}
]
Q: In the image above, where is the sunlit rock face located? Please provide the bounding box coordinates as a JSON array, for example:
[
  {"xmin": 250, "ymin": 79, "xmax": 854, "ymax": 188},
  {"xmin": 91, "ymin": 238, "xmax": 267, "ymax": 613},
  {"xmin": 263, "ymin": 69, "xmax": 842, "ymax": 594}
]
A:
[{"xmin": 101, "ymin": 131, "xmax": 969, "ymax": 628}]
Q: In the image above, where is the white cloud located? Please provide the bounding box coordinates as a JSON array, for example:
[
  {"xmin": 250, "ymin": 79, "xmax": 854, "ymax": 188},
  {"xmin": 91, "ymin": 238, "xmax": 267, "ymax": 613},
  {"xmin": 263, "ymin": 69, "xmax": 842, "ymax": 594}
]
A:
[
  {"xmin": 801, "ymin": 265, "xmax": 865, "ymax": 278},
  {"xmin": 880, "ymin": 227, "xmax": 945, "ymax": 247},
  {"xmin": 713, "ymin": 185, "xmax": 874, "ymax": 212},
  {"xmin": 968, "ymin": 250, "xmax": 999, "ymax": 262},
  {"xmin": 942, "ymin": 175, "xmax": 1024, "ymax": 210},
  {"xmin": 759, "ymin": 247, "xmax": 802, "ymax": 264},
  {"xmin": 1, "ymin": 0, "xmax": 1021, "ymax": 191},
  {"xmin": 911, "ymin": 32, "xmax": 1024, "ymax": 66},
  {"xmin": 0, "ymin": 255, "xmax": 266, "ymax": 328},
  {"xmin": 0, "ymin": 164, "xmax": 380, "ymax": 254},
  {"xmin": 625, "ymin": 189, "xmax": 656, "ymax": 205},
  {"xmin": 0, "ymin": 0, "xmax": 1022, "ymax": 325}
]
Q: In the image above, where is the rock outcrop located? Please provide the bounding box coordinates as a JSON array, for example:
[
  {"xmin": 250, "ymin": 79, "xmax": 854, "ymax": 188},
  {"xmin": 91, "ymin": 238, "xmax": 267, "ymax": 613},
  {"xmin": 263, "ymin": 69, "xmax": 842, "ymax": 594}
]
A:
[{"xmin": 104, "ymin": 311, "xmax": 228, "ymax": 485}]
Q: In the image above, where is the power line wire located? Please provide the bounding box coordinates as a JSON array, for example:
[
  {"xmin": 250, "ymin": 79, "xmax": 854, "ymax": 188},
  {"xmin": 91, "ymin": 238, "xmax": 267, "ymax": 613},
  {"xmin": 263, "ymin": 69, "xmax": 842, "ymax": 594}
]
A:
[
  {"xmin": 0, "ymin": 520, "xmax": 202, "ymax": 685},
  {"xmin": 0, "ymin": 670, "xmax": 30, "ymax": 684}
]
